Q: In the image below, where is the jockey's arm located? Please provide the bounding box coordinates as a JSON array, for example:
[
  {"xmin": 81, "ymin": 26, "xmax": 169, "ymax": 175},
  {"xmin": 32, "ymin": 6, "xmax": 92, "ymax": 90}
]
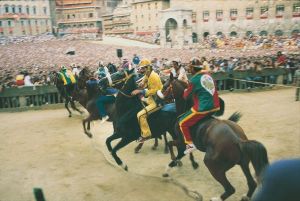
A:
[{"xmin": 183, "ymin": 82, "xmax": 193, "ymax": 100}]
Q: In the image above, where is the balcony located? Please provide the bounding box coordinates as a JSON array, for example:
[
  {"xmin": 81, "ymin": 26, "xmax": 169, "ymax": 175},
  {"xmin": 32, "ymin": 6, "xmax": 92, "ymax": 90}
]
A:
[
  {"xmin": 292, "ymin": 12, "xmax": 300, "ymax": 17},
  {"xmin": 246, "ymin": 15, "xmax": 253, "ymax": 20},
  {"xmin": 230, "ymin": 16, "xmax": 237, "ymax": 21},
  {"xmin": 260, "ymin": 14, "xmax": 268, "ymax": 19},
  {"xmin": 216, "ymin": 17, "xmax": 222, "ymax": 21}
]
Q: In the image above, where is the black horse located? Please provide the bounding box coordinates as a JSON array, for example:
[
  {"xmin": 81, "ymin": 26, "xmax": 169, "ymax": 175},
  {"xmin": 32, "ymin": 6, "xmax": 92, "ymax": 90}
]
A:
[
  {"xmin": 49, "ymin": 71, "xmax": 83, "ymax": 117},
  {"xmin": 161, "ymin": 76, "xmax": 269, "ymax": 201},
  {"xmin": 105, "ymin": 73, "xmax": 199, "ymax": 170}
]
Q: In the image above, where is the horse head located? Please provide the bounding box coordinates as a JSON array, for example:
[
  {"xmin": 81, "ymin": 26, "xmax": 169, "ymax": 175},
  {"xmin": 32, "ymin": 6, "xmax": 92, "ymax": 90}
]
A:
[
  {"xmin": 160, "ymin": 73, "xmax": 187, "ymax": 101},
  {"xmin": 77, "ymin": 67, "xmax": 92, "ymax": 89}
]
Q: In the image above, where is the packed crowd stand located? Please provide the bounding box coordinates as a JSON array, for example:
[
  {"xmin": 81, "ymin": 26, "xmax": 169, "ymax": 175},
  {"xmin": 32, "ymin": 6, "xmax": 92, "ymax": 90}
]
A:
[{"xmin": 0, "ymin": 33, "xmax": 300, "ymax": 108}]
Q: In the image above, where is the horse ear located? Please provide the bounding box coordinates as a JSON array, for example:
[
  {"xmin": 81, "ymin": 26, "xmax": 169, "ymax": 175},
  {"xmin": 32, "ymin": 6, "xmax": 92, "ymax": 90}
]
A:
[{"xmin": 170, "ymin": 72, "xmax": 174, "ymax": 81}]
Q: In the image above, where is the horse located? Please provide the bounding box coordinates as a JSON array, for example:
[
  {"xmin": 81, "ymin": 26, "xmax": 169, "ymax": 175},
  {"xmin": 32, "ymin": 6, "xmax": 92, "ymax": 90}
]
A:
[
  {"xmin": 160, "ymin": 75, "xmax": 269, "ymax": 201},
  {"xmin": 49, "ymin": 71, "xmax": 83, "ymax": 117},
  {"xmin": 78, "ymin": 68, "xmax": 170, "ymax": 153},
  {"xmin": 105, "ymin": 73, "xmax": 199, "ymax": 170}
]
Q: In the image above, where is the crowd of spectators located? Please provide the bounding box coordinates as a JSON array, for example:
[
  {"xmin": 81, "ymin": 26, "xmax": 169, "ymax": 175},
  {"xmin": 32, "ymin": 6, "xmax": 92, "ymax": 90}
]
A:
[{"xmin": 0, "ymin": 33, "xmax": 299, "ymax": 90}]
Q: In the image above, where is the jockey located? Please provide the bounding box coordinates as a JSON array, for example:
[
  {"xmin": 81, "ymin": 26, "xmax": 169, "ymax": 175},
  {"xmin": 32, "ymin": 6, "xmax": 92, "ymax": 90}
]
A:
[
  {"xmin": 179, "ymin": 57, "xmax": 220, "ymax": 154},
  {"xmin": 131, "ymin": 58, "xmax": 163, "ymax": 143},
  {"xmin": 163, "ymin": 58, "xmax": 188, "ymax": 83},
  {"xmin": 58, "ymin": 66, "xmax": 77, "ymax": 97}
]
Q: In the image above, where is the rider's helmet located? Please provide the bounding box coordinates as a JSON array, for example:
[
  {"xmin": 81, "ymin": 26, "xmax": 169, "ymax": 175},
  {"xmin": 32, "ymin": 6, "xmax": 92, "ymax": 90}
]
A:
[
  {"xmin": 189, "ymin": 57, "xmax": 203, "ymax": 70},
  {"xmin": 171, "ymin": 58, "xmax": 181, "ymax": 65},
  {"xmin": 60, "ymin": 66, "xmax": 67, "ymax": 72},
  {"xmin": 139, "ymin": 58, "xmax": 151, "ymax": 68}
]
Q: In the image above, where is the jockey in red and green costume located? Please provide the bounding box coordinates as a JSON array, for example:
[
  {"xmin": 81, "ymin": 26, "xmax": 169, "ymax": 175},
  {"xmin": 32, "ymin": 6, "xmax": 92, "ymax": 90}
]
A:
[{"xmin": 179, "ymin": 58, "xmax": 220, "ymax": 154}]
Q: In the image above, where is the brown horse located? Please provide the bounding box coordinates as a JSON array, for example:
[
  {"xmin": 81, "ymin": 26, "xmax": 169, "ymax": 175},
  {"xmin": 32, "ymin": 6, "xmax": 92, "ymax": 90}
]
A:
[{"xmin": 160, "ymin": 76, "xmax": 269, "ymax": 201}]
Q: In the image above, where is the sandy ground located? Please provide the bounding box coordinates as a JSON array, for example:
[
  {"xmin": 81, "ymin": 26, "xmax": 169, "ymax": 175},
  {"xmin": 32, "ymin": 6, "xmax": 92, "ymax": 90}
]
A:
[{"xmin": 0, "ymin": 88, "xmax": 299, "ymax": 201}]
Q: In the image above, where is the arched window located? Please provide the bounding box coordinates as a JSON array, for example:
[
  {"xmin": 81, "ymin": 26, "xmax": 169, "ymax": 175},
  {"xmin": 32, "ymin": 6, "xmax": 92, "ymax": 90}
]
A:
[
  {"xmin": 5, "ymin": 5, "xmax": 10, "ymax": 13},
  {"xmin": 33, "ymin": 6, "xmax": 36, "ymax": 15},
  {"xmin": 230, "ymin": 31, "xmax": 238, "ymax": 37},
  {"xmin": 259, "ymin": 30, "xmax": 268, "ymax": 36},
  {"xmin": 275, "ymin": 30, "xmax": 283, "ymax": 36},
  {"xmin": 246, "ymin": 31, "xmax": 253, "ymax": 37},
  {"xmin": 203, "ymin": 32, "xmax": 210, "ymax": 38},
  {"xmin": 183, "ymin": 19, "xmax": 187, "ymax": 27},
  {"xmin": 26, "ymin": 6, "xmax": 30, "ymax": 14},
  {"xmin": 18, "ymin": 5, "xmax": 22, "ymax": 13},
  {"xmin": 216, "ymin": 31, "xmax": 223, "ymax": 37},
  {"xmin": 12, "ymin": 5, "xmax": 16, "ymax": 13}
]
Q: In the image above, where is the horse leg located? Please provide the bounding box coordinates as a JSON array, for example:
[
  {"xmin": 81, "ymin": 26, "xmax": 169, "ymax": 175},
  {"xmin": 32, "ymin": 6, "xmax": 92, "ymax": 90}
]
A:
[
  {"xmin": 189, "ymin": 153, "xmax": 199, "ymax": 169},
  {"xmin": 204, "ymin": 155, "xmax": 235, "ymax": 201},
  {"xmin": 106, "ymin": 132, "xmax": 122, "ymax": 153},
  {"xmin": 65, "ymin": 99, "xmax": 72, "ymax": 117},
  {"xmin": 163, "ymin": 142, "xmax": 186, "ymax": 177},
  {"xmin": 111, "ymin": 138, "xmax": 133, "ymax": 171},
  {"xmin": 70, "ymin": 100, "xmax": 83, "ymax": 115},
  {"xmin": 152, "ymin": 138, "xmax": 158, "ymax": 150},
  {"xmin": 168, "ymin": 140, "xmax": 178, "ymax": 160},
  {"xmin": 134, "ymin": 142, "xmax": 144, "ymax": 154},
  {"xmin": 240, "ymin": 161, "xmax": 257, "ymax": 200},
  {"xmin": 163, "ymin": 133, "xmax": 169, "ymax": 154},
  {"xmin": 82, "ymin": 115, "xmax": 95, "ymax": 138}
]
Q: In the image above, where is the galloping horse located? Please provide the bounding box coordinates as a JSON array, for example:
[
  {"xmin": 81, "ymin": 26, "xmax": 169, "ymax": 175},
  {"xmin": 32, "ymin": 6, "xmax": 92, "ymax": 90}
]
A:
[
  {"xmin": 105, "ymin": 73, "xmax": 199, "ymax": 170},
  {"xmin": 161, "ymin": 75, "xmax": 269, "ymax": 201},
  {"xmin": 49, "ymin": 71, "xmax": 83, "ymax": 117},
  {"xmin": 78, "ymin": 68, "xmax": 171, "ymax": 153}
]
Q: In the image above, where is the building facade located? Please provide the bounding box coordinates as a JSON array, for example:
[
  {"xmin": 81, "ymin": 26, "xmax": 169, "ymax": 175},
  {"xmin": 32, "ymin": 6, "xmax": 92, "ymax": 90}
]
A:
[
  {"xmin": 131, "ymin": 0, "xmax": 170, "ymax": 35},
  {"xmin": 55, "ymin": 0, "xmax": 109, "ymax": 39},
  {"xmin": 102, "ymin": 1, "xmax": 133, "ymax": 35},
  {"xmin": 159, "ymin": 0, "xmax": 300, "ymax": 47},
  {"xmin": 0, "ymin": 0, "xmax": 52, "ymax": 36}
]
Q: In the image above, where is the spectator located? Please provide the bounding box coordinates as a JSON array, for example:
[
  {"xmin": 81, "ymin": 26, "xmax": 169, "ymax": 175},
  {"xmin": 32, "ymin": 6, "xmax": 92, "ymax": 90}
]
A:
[
  {"xmin": 132, "ymin": 54, "xmax": 140, "ymax": 67},
  {"xmin": 15, "ymin": 71, "xmax": 25, "ymax": 86},
  {"xmin": 24, "ymin": 71, "xmax": 34, "ymax": 86}
]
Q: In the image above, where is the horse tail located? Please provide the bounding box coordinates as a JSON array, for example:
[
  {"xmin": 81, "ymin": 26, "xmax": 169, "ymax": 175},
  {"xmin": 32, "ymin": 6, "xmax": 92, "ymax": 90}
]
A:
[
  {"xmin": 240, "ymin": 140, "xmax": 269, "ymax": 177},
  {"xmin": 227, "ymin": 111, "xmax": 242, "ymax": 123}
]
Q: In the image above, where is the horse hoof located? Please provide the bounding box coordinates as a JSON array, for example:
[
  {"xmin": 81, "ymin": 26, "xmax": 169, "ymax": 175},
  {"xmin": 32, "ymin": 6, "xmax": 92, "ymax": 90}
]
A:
[
  {"xmin": 192, "ymin": 162, "xmax": 199, "ymax": 170},
  {"xmin": 151, "ymin": 146, "xmax": 158, "ymax": 150},
  {"xmin": 134, "ymin": 148, "xmax": 140, "ymax": 154},
  {"xmin": 85, "ymin": 132, "xmax": 93, "ymax": 138},
  {"xmin": 176, "ymin": 161, "xmax": 183, "ymax": 167},
  {"xmin": 162, "ymin": 173, "xmax": 169, "ymax": 177},
  {"xmin": 124, "ymin": 165, "xmax": 128, "ymax": 171},
  {"xmin": 164, "ymin": 149, "xmax": 169, "ymax": 154},
  {"xmin": 68, "ymin": 114, "xmax": 72, "ymax": 117}
]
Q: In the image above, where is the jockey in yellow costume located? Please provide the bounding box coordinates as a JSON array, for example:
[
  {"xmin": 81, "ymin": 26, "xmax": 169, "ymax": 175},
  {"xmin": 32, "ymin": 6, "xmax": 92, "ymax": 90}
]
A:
[
  {"xmin": 58, "ymin": 66, "xmax": 77, "ymax": 98},
  {"xmin": 131, "ymin": 59, "xmax": 163, "ymax": 143}
]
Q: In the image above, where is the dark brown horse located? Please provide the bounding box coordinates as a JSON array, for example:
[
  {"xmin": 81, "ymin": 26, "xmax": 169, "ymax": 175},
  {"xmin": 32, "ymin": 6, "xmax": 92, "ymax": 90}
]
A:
[
  {"xmin": 49, "ymin": 71, "xmax": 83, "ymax": 117},
  {"xmin": 161, "ymin": 76, "xmax": 269, "ymax": 201}
]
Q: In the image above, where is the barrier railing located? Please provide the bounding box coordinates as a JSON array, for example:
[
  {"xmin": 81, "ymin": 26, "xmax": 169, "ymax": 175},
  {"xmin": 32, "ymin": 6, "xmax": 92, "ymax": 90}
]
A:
[
  {"xmin": 0, "ymin": 85, "xmax": 62, "ymax": 109},
  {"xmin": 0, "ymin": 68, "xmax": 288, "ymax": 110}
]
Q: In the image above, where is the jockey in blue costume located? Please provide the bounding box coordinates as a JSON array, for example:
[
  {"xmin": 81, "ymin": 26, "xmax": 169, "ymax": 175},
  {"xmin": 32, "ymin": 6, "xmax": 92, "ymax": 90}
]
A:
[{"xmin": 87, "ymin": 62, "xmax": 117, "ymax": 123}]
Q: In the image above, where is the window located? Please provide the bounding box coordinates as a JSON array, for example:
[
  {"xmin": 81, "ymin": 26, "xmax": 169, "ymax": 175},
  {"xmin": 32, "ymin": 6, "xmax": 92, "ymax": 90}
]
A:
[
  {"xmin": 260, "ymin": 6, "xmax": 268, "ymax": 18},
  {"xmin": 5, "ymin": 5, "xmax": 9, "ymax": 13},
  {"xmin": 89, "ymin": 13, "xmax": 93, "ymax": 18},
  {"xmin": 293, "ymin": 3, "xmax": 300, "ymax": 16},
  {"xmin": 18, "ymin": 6, "xmax": 22, "ymax": 13},
  {"xmin": 203, "ymin": 10, "xmax": 209, "ymax": 21},
  {"xmin": 28, "ymin": 20, "xmax": 31, "ymax": 25},
  {"xmin": 67, "ymin": 14, "xmax": 70, "ymax": 19},
  {"xmin": 26, "ymin": 6, "xmax": 30, "ymax": 14},
  {"xmin": 148, "ymin": 26, "xmax": 151, "ymax": 30},
  {"xmin": 155, "ymin": 3, "xmax": 158, "ymax": 9},
  {"xmin": 43, "ymin": 7, "xmax": 47, "ymax": 15},
  {"xmin": 8, "ymin": 20, "xmax": 12, "ymax": 27},
  {"xmin": 0, "ymin": 21, "xmax": 2, "ymax": 27},
  {"xmin": 21, "ymin": 20, "xmax": 24, "ymax": 26},
  {"xmin": 33, "ymin": 6, "xmax": 36, "ymax": 14},
  {"xmin": 246, "ymin": 7, "xmax": 254, "ymax": 17},
  {"xmin": 141, "ymin": 14, "xmax": 144, "ymax": 18},
  {"xmin": 12, "ymin": 6, "xmax": 16, "ymax": 13},
  {"xmin": 35, "ymin": 20, "xmax": 38, "ymax": 25},
  {"xmin": 216, "ymin": 10, "xmax": 223, "ymax": 20},
  {"xmin": 276, "ymin": 5, "xmax": 284, "ymax": 16},
  {"xmin": 148, "ymin": 3, "xmax": 150, "ymax": 10},
  {"xmin": 230, "ymin": 9, "xmax": 237, "ymax": 20}
]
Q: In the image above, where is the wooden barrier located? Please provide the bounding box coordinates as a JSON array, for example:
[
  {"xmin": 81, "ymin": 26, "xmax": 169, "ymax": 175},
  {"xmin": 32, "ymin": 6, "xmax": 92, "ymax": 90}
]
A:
[
  {"xmin": 0, "ymin": 85, "xmax": 62, "ymax": 109},
  {"xmin": 0, "ymin": 68, "xmax": 288, "ymax": 110}
]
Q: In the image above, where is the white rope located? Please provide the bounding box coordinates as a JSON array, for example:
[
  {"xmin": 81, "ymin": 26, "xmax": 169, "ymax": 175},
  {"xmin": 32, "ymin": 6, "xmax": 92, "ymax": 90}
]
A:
[
  {"xmin": 89, "ymin": 136, "xmax": 202, "ymax": 201},
  {"xmin": 229, "ymin": 78, "xmax": 300, "ymax": 89}
]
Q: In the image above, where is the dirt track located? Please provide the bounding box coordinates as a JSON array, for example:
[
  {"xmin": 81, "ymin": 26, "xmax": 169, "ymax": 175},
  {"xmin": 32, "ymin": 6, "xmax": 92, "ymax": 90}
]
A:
[{"xmin": 0, "ymin": 88, "xmax": 299, "ymax": 201}]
